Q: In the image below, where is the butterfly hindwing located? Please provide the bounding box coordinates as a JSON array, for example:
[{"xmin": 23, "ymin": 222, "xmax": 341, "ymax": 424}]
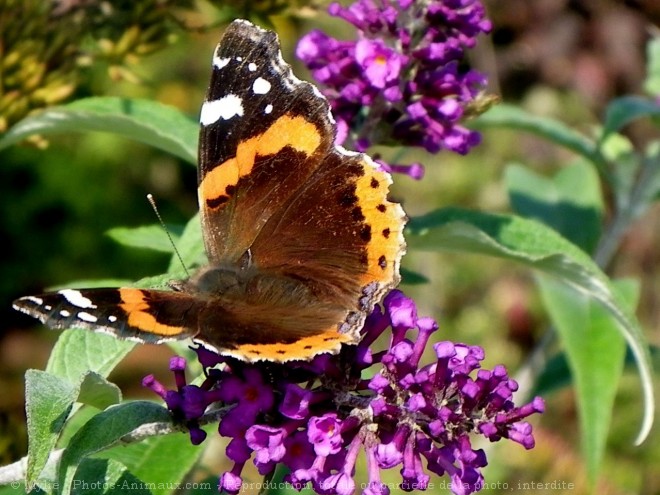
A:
[{"xmin": 248, "ymin": 150, "xmax": 406, "ymax": 339}]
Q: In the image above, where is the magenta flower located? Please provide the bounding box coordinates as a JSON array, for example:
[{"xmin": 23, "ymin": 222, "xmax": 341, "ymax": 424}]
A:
[
  {"xmin": 219, "ymin": 468, "xmax": 242, "ymax": 494},
  {"xmin": 296, "ymin": 0, "xmax": 492, "ymax": 178},
  {"xmin": 144, "ymin": 290, "xmax": 543, "ymax": 495},
  {"xmin": 246, "ymin": 424, "xmax": 287, "ymax": 473},
  {"xmin": 308, "ymin": 414, "xmax": 344, "ymax": 456},
  {"xmin": 355, "ymin": 39, "xmax": 404, "ymax": 89}
]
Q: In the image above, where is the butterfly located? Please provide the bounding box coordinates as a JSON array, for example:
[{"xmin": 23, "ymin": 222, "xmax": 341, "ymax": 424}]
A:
[{"xmin": 13, "ymin": 19, "xmax": 406, "ymax": 363}]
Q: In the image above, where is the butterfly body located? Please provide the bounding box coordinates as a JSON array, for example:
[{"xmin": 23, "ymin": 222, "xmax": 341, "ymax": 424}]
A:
[{"xmin": 13, "ymin": 20, "xmax": 406, "ymax": 363}]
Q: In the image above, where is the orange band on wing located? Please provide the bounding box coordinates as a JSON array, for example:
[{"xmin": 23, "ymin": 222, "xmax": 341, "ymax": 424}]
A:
[
  {"xmin": 256, "ymin": 114, "xmax": 322, "ymax": 157},
  {"xmin": 118, "ymin": 289, "xmax": 186, "ymax": 337},
  {"xmin": 225, "ymin": 329, "xmax": 351, "ymax": 362},
  {"xmin": 199, "ymin": 114, "xmax": 322, "ymax": 210},
  {"xmin": 353, "ymin": 158, "xmax": 406, "ymax": 286}
]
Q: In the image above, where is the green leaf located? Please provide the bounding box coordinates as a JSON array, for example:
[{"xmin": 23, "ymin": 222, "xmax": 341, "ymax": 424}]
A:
[
  {"xmin": 596, "ymin": 131, "xmax": 640, "ymax": 202},
  {"xmin": 52, "ymin": 279, "xmax": 133, "ymax": 290},
  {"xmin": 46, "ymin": 330, "xmax": 134, "ymax": 384},
  {"xmin": 25, "ymin": 370, "xmax": 77, "ymax": 489},
  {"xmin": 0, "ymin": 97, "xmax": 198, "ymax": 164},
  {"xmin": 168, "ymin": 213, "xmax": 205, "ymax": 272},
  {"xmin": 469, "ymin": 104, "xmax": 603, "ymax": 165},
  {"xmin": 130, "ymin": 273, "xmax": 181, "ymax": 291},
  {"xmin": 400, "ymin": 267, "xmax": 430, "ymax": 285},
  {"xmin": 533, "ymin": 348, "xmax": 654, "ymax": 397},
  {"xmin": 407, "ymin": 207, "xmax": 654, "ymax": 443},
  {"xmin": 96, "ymin": 431, "xmax": 205, "ymax": 495},
  {"xmin": 538, "ymin": 277, "xmax": 637, "ymax": 484},
  {"xmin": 72, "ymin": 458, "xmax": 152, "ymax": 495},
  {"xmin": 58, "ymin": 405, "xmax": 106, "ymax": 449},
  {"xmin": 0, "ymin": 483, "xmax": 34, "ymax": 495},
  {"xmin": 106, "ymin": 225, "xmax": 182, "ymax": 254},
  {"xmin": 24, "ymin": 369, "xmax": 123, "ymax": 490},
  {"xmin": 58, "ymin": 402, "xmax": 172, "ymax": 495},
  {"xmin": 644, "ymin": 37, "xmax": 660, "ymax": 96},
  {"xmin": 601, "ymin": 96, "xmax": 660, "ymax": 139},
  {"xmin": 534, "ymin": 352, "xmax": 572, "ymax": 396},
  {"xmin": 123, "ymin": 221, "xmax": 198, "ymax": 287},
  {"xmin": 646, "ymin": 144, "xmax": 660, "ymax": 202},
  {"xmin": 77, "ymin": 372, "xmax": 122, "ymax": 411},
  {"xmin": 185, "ymin": 476, "xmax": 218, "ymax": 495},
  {"xmin": 505, "ymin": 161, "xmax": 604, "ymax": 253}
]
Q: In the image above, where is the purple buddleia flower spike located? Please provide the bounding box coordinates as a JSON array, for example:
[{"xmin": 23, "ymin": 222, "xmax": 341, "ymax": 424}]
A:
[
  {"xmin": 145, "ymin": 290, "xmax": 543, "ymax": 495},
  {"xmin": 296, "ymin": 0, "xmax": 492, "ymax": 178}
]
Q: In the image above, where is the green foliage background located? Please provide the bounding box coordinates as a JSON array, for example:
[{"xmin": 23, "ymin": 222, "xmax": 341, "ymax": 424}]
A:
[{"xmin": 1, "ymin": 2, "xmax": 659, "ymax": 495}]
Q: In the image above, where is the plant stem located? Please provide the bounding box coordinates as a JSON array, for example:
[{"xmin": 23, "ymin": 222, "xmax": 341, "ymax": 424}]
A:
[{"xmin": 595, "ymin": 153, "xmax": 659, "ymax": 269}]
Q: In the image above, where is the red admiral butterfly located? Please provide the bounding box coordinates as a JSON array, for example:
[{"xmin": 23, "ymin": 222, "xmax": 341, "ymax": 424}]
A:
[{"xmin": 13, "ymin": 20, "xmax": 406, "ymax": 362}]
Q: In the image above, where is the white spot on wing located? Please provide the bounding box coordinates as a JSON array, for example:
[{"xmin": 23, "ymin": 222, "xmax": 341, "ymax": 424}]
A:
[
  {"xmin": 264, "ymin": 104, "xmax": 273, "ymax": 114},
  {"xmin": 252, "ymin": 77, "xmax": 271, "ymax": 95},
  {"xmin": 60, "ymin": 310, "xmax": 71, "ymax": 317},
  {"xmin": 45, "ymin": 305, "xmax": 52, "ymax": 311},
  {"xmin": 236, "ymin": 56, "xmax": 243, "ymax": 62},
  {"xmin": 25, "ymin": 296, "xmax": 44, "ymax": 305},
  {"xmin": 59, "ymin": 289, "xmax": 97, "ymax": 309},
  {"xmin": 77, "ymin": 312, "xmax": 98, "ymax": 323},
  {"xmin": 200, "ymin": 95, "xmax": 244, "ymax": 125},
  {"xmin": 108, "ymin": 315, "xmax": 118, "ymax": 322},
  {"xmin": 213, "ymin": 55, "xmax": 230, "ymax": 69},
  {"xmin": 248, "ymin": 62, "xmax": 257, "ymax": 71}
]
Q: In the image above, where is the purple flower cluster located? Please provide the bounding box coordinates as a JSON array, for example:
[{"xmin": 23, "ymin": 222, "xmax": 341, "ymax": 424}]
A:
[
  {"xmin": 296, "ymin": 0, "xmax": 492, "ymax": 177},
  {"xmin": 144, "ymin": 291, "xmax": 543, "ymax": 495}
]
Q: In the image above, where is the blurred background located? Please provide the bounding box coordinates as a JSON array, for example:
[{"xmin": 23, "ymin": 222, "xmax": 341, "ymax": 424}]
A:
[{"xmin": 1, "ymin": 1, "xmax": 659, "ymax": 493}]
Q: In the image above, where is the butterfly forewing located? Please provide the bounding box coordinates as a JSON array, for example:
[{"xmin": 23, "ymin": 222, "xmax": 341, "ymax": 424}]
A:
[
  {"xmin": 197, "ymin": 20, "xmax": 335, "ymax": 265},
  {"xmin": 13, "ymin": 288, "xmax": 200, "ymax": 344}
]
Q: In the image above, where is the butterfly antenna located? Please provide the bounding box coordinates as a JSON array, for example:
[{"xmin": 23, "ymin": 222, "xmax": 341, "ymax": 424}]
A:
[{"xmin": 147, "ymin": 194, "xmax": 190, "ymax": 278}]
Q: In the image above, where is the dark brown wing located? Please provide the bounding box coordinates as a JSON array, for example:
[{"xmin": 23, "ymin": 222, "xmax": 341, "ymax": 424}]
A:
[
  {"xmin": 248, "ymin": 150, "xmax": 406, "ymax": 344},
  {"xmin": 197, "ymin": 20, "xmax": 335, "ymax": 265}
]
